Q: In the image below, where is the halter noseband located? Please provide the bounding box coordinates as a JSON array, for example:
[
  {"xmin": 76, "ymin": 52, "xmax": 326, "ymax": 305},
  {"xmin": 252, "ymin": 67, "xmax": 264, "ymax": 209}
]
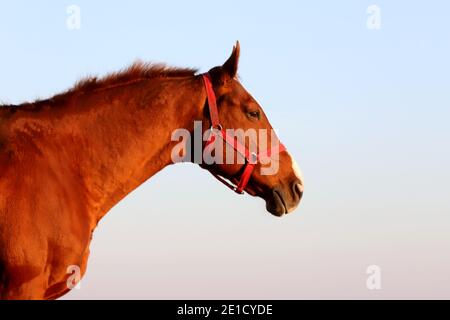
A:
[{"xmin": 201, "ymin": 73, "xmax": 286, "ymax": 194}]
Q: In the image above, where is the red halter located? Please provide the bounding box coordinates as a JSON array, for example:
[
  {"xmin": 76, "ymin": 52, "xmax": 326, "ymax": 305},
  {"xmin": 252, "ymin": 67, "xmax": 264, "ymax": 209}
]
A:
[{"xmin": 201, "ymin": 73, "xmax": 286, "ymax": 194}]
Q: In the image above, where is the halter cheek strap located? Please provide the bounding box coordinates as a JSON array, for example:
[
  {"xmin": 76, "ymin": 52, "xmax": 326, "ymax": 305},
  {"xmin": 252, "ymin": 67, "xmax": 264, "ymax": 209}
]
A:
[{"xmin": 201, "ymin": 73, "xmax": 286, "ymax": 194}]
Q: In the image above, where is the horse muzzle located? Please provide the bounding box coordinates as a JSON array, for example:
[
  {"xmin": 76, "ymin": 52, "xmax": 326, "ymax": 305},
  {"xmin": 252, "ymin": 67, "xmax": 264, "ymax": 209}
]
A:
[{"xmin": 265, "ymin": 181, "xmax": 303, "ymax": 217}]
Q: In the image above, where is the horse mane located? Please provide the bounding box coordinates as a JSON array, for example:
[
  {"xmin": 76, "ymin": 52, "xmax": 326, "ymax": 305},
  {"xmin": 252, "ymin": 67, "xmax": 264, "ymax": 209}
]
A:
[{"xmin": 1, "ymin": 61, "xmax": 198, "ymax": 111}]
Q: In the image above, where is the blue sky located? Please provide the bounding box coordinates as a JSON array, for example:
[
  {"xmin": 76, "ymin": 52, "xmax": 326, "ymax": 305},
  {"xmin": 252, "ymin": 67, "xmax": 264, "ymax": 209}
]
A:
[{"xmin": 1, "ymin": 1, "xmax": 449, "ymax": 299}]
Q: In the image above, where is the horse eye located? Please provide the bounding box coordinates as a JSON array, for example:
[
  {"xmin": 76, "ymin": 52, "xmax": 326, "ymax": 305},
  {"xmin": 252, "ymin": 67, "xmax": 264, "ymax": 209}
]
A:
[{"xmin": 248, "ymin": 111, "xmax": 260, "ymax": 119}]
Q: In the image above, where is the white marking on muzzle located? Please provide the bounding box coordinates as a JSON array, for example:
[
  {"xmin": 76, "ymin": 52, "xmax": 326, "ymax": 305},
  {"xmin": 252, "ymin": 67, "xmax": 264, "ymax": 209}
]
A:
[{"xmin": 287, "ymin": 151, "xmax": 304, "ymax": 186}]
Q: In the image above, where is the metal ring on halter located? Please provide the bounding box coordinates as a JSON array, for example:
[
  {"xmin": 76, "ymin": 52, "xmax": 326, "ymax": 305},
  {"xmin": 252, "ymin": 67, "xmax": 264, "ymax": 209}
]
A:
[
  {"xmin": 249, "ymin": 152, "xmax": 258, "ymax": 164},
  {"xmin": 210, "ymin": 124, "xmax": 223, "ymax": 132},
  {"xmin": 233, "ymin": 187, "xmax": 245, "ymax": 195}
]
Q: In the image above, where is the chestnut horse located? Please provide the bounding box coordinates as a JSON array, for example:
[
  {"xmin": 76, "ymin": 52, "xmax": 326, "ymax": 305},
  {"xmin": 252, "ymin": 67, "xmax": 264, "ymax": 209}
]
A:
[{"xmin": 0, "ymin": 42, "xmax": 303, "ymax": 299}]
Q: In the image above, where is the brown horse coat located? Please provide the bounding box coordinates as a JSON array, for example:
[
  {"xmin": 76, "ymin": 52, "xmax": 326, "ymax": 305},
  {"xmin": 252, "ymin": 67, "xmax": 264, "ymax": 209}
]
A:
[{"xmin": 0, "ymin": 43, "xmax": 303, "ymax": 299}]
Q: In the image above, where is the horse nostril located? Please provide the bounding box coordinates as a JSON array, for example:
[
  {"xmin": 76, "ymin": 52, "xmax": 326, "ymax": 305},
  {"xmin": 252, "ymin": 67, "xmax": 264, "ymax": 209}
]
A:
[{"xmin": 293, "ymin": 182, "xmax": 303, "ymax": 201}]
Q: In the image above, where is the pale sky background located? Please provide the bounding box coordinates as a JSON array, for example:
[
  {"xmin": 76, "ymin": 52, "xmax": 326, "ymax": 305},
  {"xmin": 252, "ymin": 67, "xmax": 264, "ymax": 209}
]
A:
[{"xmin": 0, "ymin": 1, "xmax": 449, "ymax": 299}]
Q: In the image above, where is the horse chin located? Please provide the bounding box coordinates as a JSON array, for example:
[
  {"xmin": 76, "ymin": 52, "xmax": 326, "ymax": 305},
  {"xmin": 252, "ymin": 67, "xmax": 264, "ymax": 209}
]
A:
[
  {"xmin": 265, "ymin": 191, "xmax": 287, "ymax": 217},
  {"xmin": 265, "ymin": 188, "xmax": 302, "ymax": 217}
]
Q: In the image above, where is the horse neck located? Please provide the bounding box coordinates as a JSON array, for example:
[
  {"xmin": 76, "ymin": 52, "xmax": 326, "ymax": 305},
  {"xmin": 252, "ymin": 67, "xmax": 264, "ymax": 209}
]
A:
[
  {"xmin": 91, "ymin": 76, "xmax": 206, "ymax": 216},
  {"xmin": 13, "ymin": 76, "xmax": 206, "ymax": 219},
  {"xmin": 84, "ymin": 76, "xmax": 208, "ymax": 217}
]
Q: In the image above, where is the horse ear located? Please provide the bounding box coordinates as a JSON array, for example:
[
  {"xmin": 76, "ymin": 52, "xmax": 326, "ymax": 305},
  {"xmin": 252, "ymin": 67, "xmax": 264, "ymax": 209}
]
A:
[
  {"xmin": 222, "ymin": 41, "xmax": 240, "ymax": 80},
  {"xmin": 209, "ymin": 41, "xmax": 240, "ymax": 86}
]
